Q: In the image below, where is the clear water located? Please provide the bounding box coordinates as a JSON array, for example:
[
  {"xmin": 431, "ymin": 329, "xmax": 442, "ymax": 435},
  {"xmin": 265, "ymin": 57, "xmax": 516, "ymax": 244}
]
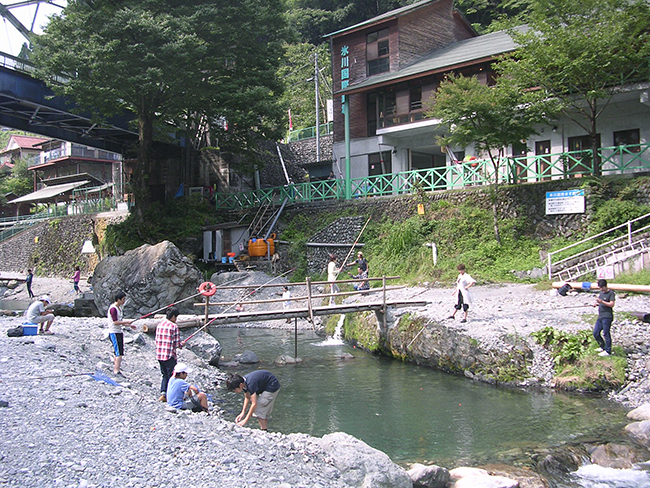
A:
[{"xmin": 212, "ymin": 327, "xmax": 636, "ymax": 482}]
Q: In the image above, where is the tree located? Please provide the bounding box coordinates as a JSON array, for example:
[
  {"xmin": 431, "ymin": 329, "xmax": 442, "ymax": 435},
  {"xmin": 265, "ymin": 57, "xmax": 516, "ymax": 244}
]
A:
[
  {"xmin": 498, "ymin": 0, "xmax": 650, "ymax": 176},
  {"xmin": 32, "ymin": 0, "xmax": 287, "ymax": 214},
  {"xmin": 428, "ymin": 74, "xmax": 554, "ymax": 243},
  {"xmin": 278, "ymin": 43, "xmax": 332, "ymax": 131},
  {"xmin": 0, "ymin": 158, "xmax": 33, "ymax": 202}
]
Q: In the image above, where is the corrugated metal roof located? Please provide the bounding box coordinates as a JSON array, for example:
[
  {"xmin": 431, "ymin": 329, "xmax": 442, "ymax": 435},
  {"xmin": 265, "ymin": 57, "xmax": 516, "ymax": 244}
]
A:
[
  {"xmin": 8, "ymin": 180, "xmax": 90, "ymax": 204},
  {"xmin": 325, "ymin": 0, "xmax": 437, "ymax": 38},
  {"xmin": 337, "ymin": 26, "xmax": 527, "ymax": 95}
]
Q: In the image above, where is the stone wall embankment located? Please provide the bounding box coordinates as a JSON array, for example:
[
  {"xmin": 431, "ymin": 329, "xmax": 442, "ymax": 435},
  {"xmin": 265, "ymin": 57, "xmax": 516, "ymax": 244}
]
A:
[{"xmin": 0, "ymin": 214, "xmax": 126, "ymax": 277}]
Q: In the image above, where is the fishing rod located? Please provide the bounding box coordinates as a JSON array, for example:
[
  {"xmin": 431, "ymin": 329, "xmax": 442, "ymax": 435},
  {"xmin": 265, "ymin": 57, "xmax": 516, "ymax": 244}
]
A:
[
  {"xmin": 130, "ymin": 274, "xmax": 249, "ymax": 323},
  {"xmin": 336, "ymin": 216, "xmax": 372, "ymax": 279},
  {"xmin": 406, "ymin": 325, "xmax": 428, "ymax": 348},
  {"xmin": 181, "ymin": 268, "xmax": 296, "ymax": 346},
  {"xmin": 0, "ymin": 371, "xmax": 96, "ymax": 382}
]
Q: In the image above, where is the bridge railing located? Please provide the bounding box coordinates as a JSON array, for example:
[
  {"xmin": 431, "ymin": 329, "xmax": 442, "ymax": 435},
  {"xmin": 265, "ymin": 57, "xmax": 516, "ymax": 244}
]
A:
[{"xmin": 216, "ymin": 144, "xmax": 650, "ymax": 209}]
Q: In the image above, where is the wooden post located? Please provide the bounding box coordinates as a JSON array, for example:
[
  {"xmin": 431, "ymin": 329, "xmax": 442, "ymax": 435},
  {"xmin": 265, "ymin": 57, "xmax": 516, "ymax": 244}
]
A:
[
  {"xmin": 306, "ymin": 276, "xmax": 314, "ymax": 324},
  {"xmin": 382, "ymin": 276, "xmax": 387, "ymax": 330},
  {"xmin": 294, "ymin": 317, "xmax": 298, "ymax": 359},
  {"xmin": 204, "ymin": 298, "xmax": 209, "ymax": 326}
]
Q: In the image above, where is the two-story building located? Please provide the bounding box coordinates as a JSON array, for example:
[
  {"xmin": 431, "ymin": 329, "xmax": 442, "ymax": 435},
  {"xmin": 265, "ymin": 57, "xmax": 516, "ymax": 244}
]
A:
[
  {"xmin": 326, "ymin": 0, "xmax": 649, "ymax": 185},
  {"xmin": 0, "ymin": 134, "xmax": 49, "ymax": 174}
]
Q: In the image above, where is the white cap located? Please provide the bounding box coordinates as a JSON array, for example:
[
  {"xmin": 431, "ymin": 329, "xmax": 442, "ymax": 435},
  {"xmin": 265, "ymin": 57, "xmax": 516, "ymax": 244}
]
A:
[
  {"xmin": 174, "ymin": 363, "xmax": 191, "ymax": 374},
  {"xmin": 39, "ymin": 295, "xmax": 51, "ymax": 304}
]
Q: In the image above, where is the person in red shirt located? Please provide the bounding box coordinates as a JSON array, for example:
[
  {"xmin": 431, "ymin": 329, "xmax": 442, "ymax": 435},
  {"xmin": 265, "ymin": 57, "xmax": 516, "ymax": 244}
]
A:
[{"xmin": 155, "ymin": 306, "xmax": 182, "ymax": 402}]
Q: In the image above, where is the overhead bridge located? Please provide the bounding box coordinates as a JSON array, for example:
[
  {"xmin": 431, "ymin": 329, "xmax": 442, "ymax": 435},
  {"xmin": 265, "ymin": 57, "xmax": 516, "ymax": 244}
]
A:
[{"xmin": 0, "ymin": 52, "xmax": 138, "ymax": 152}]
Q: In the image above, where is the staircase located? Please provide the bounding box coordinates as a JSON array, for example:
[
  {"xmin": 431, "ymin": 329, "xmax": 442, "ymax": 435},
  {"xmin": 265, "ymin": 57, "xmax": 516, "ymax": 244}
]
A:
[
  {"xmin": 549, "ymin": 213, "xmax": 650, "ymax": 281},
  {"xmin": 247, "ymin": 200, "xmax": 274, "ymax": 238}
]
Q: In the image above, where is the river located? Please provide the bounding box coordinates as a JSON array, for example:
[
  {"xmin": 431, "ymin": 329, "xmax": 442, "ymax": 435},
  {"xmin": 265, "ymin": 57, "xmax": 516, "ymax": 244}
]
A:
[{"xmin": 211, "ymin": 326, "xmax": 650, "ymax": 487}]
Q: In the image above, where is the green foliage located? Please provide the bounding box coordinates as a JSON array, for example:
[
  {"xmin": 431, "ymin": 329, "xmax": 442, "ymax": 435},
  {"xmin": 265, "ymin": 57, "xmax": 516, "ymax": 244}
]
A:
[
  {"xmin": 365, "ymin": 202, "xmax": 540, "ymax": 283},
  {"xmin": 343, "ymin": 311, "xmax": 380, "ymax": 352},
  {"xmin": 33, "ymin": 0, "xmax": 288, "ymax": 211},
  {"xmin": 591, "ymin": 200, "xmax": 650, "ymax": 235},
  {"xmin": 531, "ymin": 327, "xmax": 594, "ymax": 365},
  {"xmin": 498, "ymin": 0, "xmax": 650, "ymax": 175},
  {"xmin": 278, "ymin": 43, "xmax": 332, "ymax": 131},
  {"xmin": 101, "ymin": 195, "xmax": 216, "ymax": 255},
  {"xmin": 0, "ymin": 158, "xmax": 33, "ymax": 201}
]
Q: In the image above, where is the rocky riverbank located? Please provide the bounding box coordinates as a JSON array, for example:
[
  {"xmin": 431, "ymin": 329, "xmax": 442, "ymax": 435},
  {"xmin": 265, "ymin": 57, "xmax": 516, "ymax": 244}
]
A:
[{"xmin": 3, "ymin": 274, "xmax": 650, "ymax": 487}]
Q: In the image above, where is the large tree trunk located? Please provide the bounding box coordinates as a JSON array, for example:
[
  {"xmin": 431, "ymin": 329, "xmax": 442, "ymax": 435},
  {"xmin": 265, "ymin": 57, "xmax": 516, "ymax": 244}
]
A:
[{"xmin": 132, "ymin": 109, "xmax": 155, "ymax": 218}]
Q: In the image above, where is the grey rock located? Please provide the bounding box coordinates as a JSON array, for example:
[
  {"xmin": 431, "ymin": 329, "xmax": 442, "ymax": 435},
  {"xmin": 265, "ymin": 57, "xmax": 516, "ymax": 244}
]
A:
[
  {"xmin": 235, "ymin": 350, "xmax": 259, "ymax": 364},
  {"xmin": 133, "ymin": 333, "xmax": 147, "ymax": 347},
  {"xmin": 92, "ymin": 241, "xmax": 203, "ymax": 317},
  {"xmin": 589, "ymin": 443, "xmax": 639, "ymax": 469},
  {"xmin": 451, "ymin": 475, "xmax": 519, "ymax": 488},
  {"xmin": 316, "ymin": 432, "xmax": 412, "ymax": 488},
  {"xmin": 407, "ymin": 463, "xmax": 449, "ymax": 488},
  {"xmin": 624, "ymin": 421, "xmax": 650, "ymax": 447},
  {"xmin": 185, "ymin": 333, "xmax": 222, "ymax": 367},
  {"xmin": 627, "ymin": 403, "xmax": 650, "ymax": 421}
]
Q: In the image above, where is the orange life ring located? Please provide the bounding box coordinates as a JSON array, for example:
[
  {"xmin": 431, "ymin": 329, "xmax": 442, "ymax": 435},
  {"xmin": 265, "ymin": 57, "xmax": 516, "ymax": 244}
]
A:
[{"xmin": 198, "ymin": 281, "xmax": 216, "ymax": 297}]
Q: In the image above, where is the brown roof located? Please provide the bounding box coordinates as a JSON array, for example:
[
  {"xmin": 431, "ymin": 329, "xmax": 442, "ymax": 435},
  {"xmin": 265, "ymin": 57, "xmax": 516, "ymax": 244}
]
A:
[{"xmin": 6, "ymin": 135, "xmax": 49, "ymax": 150}]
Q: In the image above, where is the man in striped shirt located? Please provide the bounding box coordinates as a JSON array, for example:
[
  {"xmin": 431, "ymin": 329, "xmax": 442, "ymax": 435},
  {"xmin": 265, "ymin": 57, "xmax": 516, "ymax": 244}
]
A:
[{"xmin": 155, "ymin": 306, "xmax": 182, "ymax": 402}]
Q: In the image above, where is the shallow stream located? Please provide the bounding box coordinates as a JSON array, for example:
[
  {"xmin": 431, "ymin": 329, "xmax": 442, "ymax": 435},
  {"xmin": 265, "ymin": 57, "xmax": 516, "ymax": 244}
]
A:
[{"xmin": 212, "ymin": 326, "xmax": 650, "ymax": 487}]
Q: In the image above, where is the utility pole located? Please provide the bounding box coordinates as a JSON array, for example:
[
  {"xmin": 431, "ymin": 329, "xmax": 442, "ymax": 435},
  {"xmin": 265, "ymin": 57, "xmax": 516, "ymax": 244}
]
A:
[
  {"xmin": 314, "ymin": 51, "xmax": 320, "ymax": 162},
  {"xmin": 314, "ymin": 51, "xmax": 320, "ymax": 163}
]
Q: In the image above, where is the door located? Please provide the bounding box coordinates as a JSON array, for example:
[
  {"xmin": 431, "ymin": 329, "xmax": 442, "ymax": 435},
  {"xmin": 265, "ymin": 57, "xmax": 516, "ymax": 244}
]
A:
[{"xmin": 535, "ymin": 140, "xmax": 551, "ymax": 181}]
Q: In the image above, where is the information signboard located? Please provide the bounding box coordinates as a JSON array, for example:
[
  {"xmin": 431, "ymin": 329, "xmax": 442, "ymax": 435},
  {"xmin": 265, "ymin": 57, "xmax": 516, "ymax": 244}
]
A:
[{"xmin": 546, "ymin": 189, "xmax": 585, "ymax": 215}]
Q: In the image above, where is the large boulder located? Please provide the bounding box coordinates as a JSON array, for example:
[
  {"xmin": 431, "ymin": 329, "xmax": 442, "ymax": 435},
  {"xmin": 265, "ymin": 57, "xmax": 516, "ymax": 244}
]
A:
[
  {"xmin": 316, "ymin": 432, "xmax": 412, "ymax": 488},
  {"xmin": 92, "ymin": 241, "xmax": 203, "ymax": 317},
  {"xmin": 184, "ymin": 332, "xmax": 223, "ymax": 367}
]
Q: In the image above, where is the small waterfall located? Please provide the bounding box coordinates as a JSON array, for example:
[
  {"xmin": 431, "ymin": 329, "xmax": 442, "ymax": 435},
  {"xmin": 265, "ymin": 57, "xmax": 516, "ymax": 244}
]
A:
[
  {"xmin": 568, "ymin": 464, "xmax": 650, "ymax": 487},
  {"xmin": 315, "ymin": 314, "xmax": 345, "ymax": 346}
]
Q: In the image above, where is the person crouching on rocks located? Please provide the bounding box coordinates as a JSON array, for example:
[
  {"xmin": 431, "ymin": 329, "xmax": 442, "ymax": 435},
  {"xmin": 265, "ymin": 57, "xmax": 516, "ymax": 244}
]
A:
[
  {"xmin": 226, "ymin": 370, "xmax": 280, "ymax": 431},
  {"xmin": 107, "ymin": 291, "xmax": 135, "ymax": 377},
  {"xmin": 25, "ymin": 295, "xmax": 55, "ymax": 334},
  {"xmin": 167, "ymin": 363, "xmax": 209, "ymax": 413}
]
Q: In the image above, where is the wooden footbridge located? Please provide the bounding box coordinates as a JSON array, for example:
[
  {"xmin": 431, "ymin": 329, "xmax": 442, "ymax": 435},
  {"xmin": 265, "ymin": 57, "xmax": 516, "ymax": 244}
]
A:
[{"xmin": 192, "ymin": 276, "xmax": 429, "ymax": 328}]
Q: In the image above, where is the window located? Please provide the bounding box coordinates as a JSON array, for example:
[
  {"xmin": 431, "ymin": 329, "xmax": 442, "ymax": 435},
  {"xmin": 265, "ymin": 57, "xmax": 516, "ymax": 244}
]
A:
[
  {"xmin": 614, "ymin": 129, "xmax": 640, "ymax": 152},
  {"xmin": 368, "ymin": 152, "xmax": 392, "ymax": 176},
  {"xmin": 367, "ymin": 28, "xmax": 389, "ymax": 76}
]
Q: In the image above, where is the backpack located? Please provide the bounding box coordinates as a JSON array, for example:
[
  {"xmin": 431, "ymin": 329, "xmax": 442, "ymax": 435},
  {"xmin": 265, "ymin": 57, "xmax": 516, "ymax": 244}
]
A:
[{"xmin": 7, "ymin": 326, "xmax": 24, "ymax": 337}]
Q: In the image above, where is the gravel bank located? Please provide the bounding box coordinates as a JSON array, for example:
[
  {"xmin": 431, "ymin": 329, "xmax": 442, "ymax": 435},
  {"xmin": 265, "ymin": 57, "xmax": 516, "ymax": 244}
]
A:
[{"xmin": 2, "ymin": 275, "xmax": 650, "ymax": 487}]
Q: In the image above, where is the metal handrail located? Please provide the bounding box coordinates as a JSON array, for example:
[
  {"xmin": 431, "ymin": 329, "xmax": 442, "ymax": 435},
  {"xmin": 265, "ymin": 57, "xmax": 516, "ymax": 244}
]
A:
[{"xmin": 547, "ymin": 212, "xmax": 650, "ymax": 279}]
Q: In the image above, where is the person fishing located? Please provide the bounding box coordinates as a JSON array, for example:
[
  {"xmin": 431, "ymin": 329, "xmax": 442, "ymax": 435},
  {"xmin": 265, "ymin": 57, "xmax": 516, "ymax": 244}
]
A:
[
  {"xmin": 346, "ymin": 251, "xmax": 368, "ymax": 274},
  {"xmin": 327, "ymin": 254, "xmax": 341, "ymax": 306},
  {"xmin": 593, "ymin": 279, "xmax": 615, "ymax": 357},
  {"xmin": 155, "ymin": 306, "xmax": 183, "ymax": 402}
]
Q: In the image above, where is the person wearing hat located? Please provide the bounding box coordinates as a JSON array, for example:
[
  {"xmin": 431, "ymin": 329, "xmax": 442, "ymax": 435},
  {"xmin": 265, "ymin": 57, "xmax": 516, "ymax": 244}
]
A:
[
  {"xmin": 24, "ymin": 295, "xmax": 55, "ymax": 334},
  {"xmin": 226, "ymin": 370, "xmax": 280, "ymax": 431},
  {"xmin": 166, "ymin": 363, "xmax": 209, "ymax": 412}
]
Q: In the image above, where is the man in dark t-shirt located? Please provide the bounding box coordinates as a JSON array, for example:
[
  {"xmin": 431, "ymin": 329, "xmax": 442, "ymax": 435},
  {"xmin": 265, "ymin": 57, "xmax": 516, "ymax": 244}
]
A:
[
  {"xmin": 226, "ymin": 370, "xmax": 280, "ymax": 431},
  {"xmin": 593, "ymin": 279, "xmax": 616, "ymax": 356}
]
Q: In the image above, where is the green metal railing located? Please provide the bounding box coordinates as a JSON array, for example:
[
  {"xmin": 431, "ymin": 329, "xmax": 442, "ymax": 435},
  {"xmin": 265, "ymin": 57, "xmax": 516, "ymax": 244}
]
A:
[
  {"xmin": 286, "ymin": 122, "xmax": 334, "ymax": 142},
  {"xmin": 215, "ymin": 143, "xmax": 650, "ymax": 209}
]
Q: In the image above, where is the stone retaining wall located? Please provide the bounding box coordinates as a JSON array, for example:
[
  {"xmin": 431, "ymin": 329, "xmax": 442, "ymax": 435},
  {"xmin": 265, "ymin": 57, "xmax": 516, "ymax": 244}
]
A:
[{"xmin": 0, "ymin": 214, "xmax": 127, "ymax": 277}]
